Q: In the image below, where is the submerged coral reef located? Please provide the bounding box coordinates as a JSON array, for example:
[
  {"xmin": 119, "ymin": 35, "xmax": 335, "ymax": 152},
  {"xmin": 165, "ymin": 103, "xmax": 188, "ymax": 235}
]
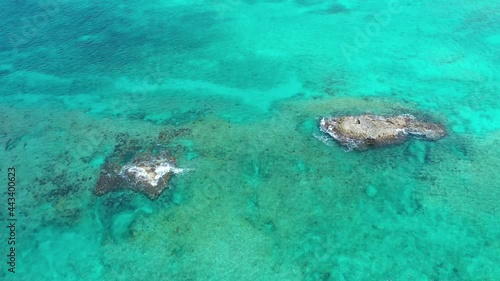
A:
[
  {"xmin": 320, "ymin": 114, "xmax": 446, "ymax": 150},
  {"xmin": 95, "ymin": 152, "xmax": 184, "ymax": 199}
]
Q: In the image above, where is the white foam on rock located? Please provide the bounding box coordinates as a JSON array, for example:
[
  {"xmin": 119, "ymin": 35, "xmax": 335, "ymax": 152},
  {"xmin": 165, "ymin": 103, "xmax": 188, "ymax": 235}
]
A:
[
  {"xmin": 120, "ymin": 160, "xmax": 186, "ymax": 187},
  {"xmin": 319, "ymin": 117, "xmax": 362, "ymax": 150}
]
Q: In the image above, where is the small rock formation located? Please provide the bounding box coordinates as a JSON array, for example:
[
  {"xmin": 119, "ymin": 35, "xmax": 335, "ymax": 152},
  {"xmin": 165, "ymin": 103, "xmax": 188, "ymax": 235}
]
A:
[
  {"xmin": 95, "ymin": 152, "xmax": 185, "ymax": 199},
  {"xmin": 319, "ymin": 114, "xmax": 446, "ymax": 150}
]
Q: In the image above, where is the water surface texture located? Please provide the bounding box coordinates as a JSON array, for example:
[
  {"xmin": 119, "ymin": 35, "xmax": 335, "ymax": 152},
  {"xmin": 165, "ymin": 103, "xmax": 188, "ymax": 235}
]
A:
[{"xmin": 1, "ymin": 0, "xmax": 499, "ymax": 280}]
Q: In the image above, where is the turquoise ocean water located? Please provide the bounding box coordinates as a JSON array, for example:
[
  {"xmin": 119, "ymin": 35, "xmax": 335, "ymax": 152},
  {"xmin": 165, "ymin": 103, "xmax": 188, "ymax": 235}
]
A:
[{"xmin": 1, "ymin": 0, "xmax": 499, "ymax": 280}]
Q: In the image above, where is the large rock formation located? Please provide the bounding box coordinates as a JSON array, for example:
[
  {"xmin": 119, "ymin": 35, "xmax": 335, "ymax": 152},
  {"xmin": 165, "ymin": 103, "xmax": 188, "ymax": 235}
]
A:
[
  {"xmin": 319, "ymin": 114, "xmax": 446, "ymax": 150},
  {"xmin": 95, "ymin": 152, "xmax": 185, "ymax": 199}
]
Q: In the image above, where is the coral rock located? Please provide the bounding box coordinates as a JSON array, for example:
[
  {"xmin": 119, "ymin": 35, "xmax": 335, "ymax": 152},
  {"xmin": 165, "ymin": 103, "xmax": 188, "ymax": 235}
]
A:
[
  {"xmin": 95, "ymin": 153, "xmax": 184, "ymax": 199},
  {"xmin": 319, "ymin": 114, "xmax": 446, "ymax": 150}
]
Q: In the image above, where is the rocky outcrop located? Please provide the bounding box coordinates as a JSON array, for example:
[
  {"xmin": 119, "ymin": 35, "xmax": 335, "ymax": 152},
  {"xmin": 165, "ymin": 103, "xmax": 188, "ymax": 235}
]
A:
[
  {"xmin": 319, "ymin": 114, "xmax": 446, "ymax": 150},
  {"xmin": 95, "ymin": 152, "xmax": 185, "ymax": 199}
]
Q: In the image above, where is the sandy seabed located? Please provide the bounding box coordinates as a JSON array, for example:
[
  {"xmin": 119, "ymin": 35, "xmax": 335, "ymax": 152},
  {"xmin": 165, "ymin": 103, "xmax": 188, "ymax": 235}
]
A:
[{"xmin": 0, "ymin": 0, "xmax": 498, "ymax": 280}]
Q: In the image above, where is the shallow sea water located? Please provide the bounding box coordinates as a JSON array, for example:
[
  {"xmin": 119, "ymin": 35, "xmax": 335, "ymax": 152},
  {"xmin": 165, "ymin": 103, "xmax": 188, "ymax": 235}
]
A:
[{"xmin": 0, "ymin": 0, "xmax": 499, "ymax": 280}]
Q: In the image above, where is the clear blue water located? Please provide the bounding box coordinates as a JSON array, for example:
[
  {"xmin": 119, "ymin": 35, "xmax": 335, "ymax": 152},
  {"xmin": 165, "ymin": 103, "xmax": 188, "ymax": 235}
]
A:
[{"xmin": 0, "ymin": 0, "xmax": 499, "ymax": 280}]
